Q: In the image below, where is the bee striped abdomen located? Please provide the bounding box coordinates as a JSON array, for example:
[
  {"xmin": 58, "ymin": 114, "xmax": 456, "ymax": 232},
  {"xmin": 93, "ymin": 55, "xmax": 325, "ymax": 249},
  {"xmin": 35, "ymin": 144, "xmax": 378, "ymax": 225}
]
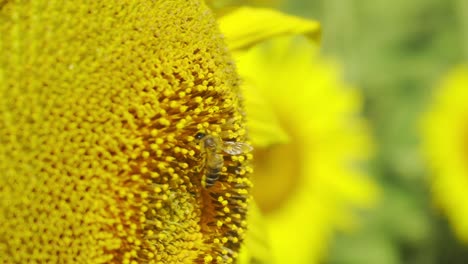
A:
[{"xmin": 205, "ymin": 167, "xmax": 221, "ymax": 188}]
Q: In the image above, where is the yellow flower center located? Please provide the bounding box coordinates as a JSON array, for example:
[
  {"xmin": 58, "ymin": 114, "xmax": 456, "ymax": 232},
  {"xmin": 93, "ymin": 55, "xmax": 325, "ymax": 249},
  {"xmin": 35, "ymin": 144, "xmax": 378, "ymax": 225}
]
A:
[{"xmin": 0, "ymin": 1, "xmax": 251, "ymax": 263}]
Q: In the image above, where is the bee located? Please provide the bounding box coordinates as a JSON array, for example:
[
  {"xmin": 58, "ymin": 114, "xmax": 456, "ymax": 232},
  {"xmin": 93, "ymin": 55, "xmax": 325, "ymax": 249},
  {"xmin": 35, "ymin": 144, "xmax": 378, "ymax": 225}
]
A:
[{"xmin": 195, "ymin": 132, "xmax": 253, "ymax": 188}]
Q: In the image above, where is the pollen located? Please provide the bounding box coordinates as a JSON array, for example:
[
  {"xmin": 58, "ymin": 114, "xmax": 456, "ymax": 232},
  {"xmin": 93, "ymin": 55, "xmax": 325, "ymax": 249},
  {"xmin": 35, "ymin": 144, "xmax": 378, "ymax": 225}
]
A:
[
  {"xmin": 0, "ymin": 0, "xmax": 251, "ymax": 263},
  {"xmin": 204, "ymin": 255, "xmax": 214, "ymax": 263}
]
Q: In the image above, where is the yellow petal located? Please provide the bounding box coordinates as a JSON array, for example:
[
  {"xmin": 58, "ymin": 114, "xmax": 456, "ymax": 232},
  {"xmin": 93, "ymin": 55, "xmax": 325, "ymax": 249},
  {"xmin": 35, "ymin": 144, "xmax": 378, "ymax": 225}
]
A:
[
  {"xmin": 421, "ymin": 65, "xmax": 468, "ymax": 242},
  {"xmin": 218, "ymin": 7, "xmax": 321, "ymax": 52},
  {"xmin": 242, "ymin": 79, "xmax": 290, "ymax": 147},
  {"xmin": 238, "ymin": 202, "xmax": 274, "ymax": 264}
]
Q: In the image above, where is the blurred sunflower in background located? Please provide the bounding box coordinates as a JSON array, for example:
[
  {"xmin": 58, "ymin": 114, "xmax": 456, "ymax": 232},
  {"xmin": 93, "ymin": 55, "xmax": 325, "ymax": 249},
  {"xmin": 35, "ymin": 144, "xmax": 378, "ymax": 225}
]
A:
[
  {"xmin": 238, "ymin": 36, "xmax": 378, "ymax": 264},
  {"xmin": 213, "ymin": 5, "xmax": 379, "ymax": 264},
  {"xmin": 421, "ymin": 66, "xmax": 468, "ymax": 242}
]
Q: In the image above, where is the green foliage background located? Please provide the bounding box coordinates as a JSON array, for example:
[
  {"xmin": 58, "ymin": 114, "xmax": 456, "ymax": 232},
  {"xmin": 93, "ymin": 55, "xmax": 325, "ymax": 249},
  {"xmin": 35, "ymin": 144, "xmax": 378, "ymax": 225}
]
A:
[{"xmin": 276, "ymin": 0, "xmax": 468, "ymax": 263}]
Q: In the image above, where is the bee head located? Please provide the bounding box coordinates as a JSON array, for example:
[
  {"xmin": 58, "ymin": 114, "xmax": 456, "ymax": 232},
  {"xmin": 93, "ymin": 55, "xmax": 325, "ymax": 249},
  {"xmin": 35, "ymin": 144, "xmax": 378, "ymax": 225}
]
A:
[{"xmin": 195, "ymin": 132, "xmax": 206, "ymax": 140}]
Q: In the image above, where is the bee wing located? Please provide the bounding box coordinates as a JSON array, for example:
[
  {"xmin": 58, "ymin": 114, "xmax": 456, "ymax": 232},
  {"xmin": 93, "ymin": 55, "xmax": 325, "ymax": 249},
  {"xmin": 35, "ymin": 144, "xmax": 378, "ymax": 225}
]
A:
[{"xmin": 223, "ymin": 141, "xmax": 253, "ymax": 155}]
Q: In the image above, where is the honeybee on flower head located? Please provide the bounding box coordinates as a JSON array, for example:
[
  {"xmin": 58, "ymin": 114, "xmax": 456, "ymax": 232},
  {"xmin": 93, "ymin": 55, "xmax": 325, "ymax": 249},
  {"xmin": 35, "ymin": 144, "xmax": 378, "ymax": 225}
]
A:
[{"xmin": 195, "ymin": 132, "xmax": 253, "ymax": 188}]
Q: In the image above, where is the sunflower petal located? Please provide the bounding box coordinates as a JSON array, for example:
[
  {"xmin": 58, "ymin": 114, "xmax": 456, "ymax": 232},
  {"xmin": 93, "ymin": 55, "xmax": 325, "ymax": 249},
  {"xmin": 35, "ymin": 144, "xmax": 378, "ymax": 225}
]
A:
[
  {"xmin": 238, "ymin": 202, "xmax": 274, "ymax": 264},
  {"xmin": 218, "ymin": 7, "xmax": 321, "ymax": 52},
  {"xmin": 242, "ymin": 79, "xmax": 290, "ymax": 147}
]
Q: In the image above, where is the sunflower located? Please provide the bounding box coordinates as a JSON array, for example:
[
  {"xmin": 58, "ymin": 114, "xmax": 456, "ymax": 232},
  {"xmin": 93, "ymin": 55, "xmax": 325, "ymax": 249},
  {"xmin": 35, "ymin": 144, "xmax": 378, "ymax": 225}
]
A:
[
  {"xmin": 421, "ymin": 66, "xmax": 468, "ymax": 242},
  {"xmin": 0, "ymin": 1, "xmax": 251, "ymax": 263},
  {"xmin": 218, "ymin": 8, "xmax": 378, "ymax": 263}
]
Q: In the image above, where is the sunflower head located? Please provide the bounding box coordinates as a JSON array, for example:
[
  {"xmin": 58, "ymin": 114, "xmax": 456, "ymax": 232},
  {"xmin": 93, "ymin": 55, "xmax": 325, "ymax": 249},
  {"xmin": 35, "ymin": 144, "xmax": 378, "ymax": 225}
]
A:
[
  {"xmin": 421, "ymin": 65, "xmax": 468, "ymax": 242},
  {"xmin": 0, "ymin": 0, "xmax": 251, "ymax": 263},
  {"xmin": 236, "ymin": 35, "xmax": 378, "ymax": 263}
]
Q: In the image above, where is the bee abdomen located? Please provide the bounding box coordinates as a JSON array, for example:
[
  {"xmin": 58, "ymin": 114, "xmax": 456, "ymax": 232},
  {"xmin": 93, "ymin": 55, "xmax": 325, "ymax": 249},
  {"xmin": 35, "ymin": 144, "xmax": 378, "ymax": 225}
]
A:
[{"xmin": 205, "ymin": 167, "xmax": 221, "ymax": 188}]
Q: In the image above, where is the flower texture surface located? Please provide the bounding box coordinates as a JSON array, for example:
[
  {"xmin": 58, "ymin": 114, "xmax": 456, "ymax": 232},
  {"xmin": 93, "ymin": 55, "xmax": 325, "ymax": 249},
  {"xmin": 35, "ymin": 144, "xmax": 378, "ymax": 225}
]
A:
[
  {"xmin": 235, "ymin": 35, "xmax": 378, "ymax": 264},
  {"xmin": 0, "ymin": 1, "xmax": 252, "ymax": 263},
  {"xmin": 421, "ymin": 66, "xmax": 468, "ymax": 242}
]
